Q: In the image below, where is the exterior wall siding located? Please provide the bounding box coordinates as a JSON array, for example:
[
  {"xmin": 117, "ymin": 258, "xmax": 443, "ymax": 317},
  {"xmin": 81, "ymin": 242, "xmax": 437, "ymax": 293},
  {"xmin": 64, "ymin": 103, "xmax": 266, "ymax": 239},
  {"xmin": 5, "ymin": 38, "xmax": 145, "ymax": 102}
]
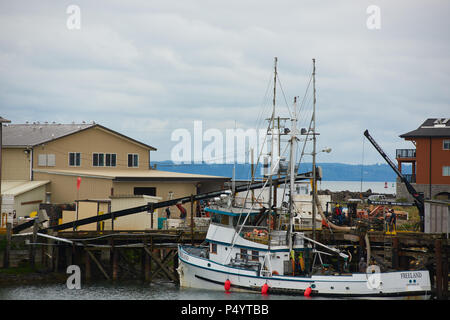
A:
[
  {"xmin": 33, "ymin": 172, "xmax": 113, "ymax": 204},
  {"xmin": 112, "ymin": 180, "xmax": 197, "ymax": 218},
  {"xmin": 32, "ymin": 126, "xmax": 151, "ymax": 171},
  {"xmin": 412, "ymin": 137, "xmax": 450, "ymax": 185},
  {"xmin": 2, "ymin": 148, "xmax": 31, "ymax": 180}
]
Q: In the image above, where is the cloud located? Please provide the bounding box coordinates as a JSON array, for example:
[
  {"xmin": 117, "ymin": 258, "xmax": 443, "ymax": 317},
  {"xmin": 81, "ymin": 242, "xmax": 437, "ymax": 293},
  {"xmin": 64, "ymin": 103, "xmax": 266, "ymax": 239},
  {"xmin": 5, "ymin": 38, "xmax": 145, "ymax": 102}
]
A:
[{"xmin": 0, "ymin": 0, "xmax": 449, "ymax": 166}]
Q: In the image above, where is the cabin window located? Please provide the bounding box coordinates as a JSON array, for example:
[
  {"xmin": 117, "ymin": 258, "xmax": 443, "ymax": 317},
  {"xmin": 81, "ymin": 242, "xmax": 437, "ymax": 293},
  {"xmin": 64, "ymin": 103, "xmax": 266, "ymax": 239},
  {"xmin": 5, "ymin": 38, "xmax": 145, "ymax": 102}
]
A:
[
  {"xmin": 221, "ymin": 214, "xmax": 229, "ymax": 225},
  {"xmin": 128, "ymin": 154, "xmax": 139, "ymax": 167},
  {"xmin": 443, "ymin": 140, "xmax": 450, "ymax": 150},
  {"xmin": 211, "ymin": 213, "xmax": 221, "ymax": 224},
  {"xmin": 240, "ymin": 248, "xmax": 248, "ymax": 260},
  {"xmin": 69, "ymin": 152, "xmax": 81, "ymax": 167},
  {"xmin": 251, "ymin": 250, "xmax": 259, "ymax": 261},
  {"xmin": 210, "ymin": 243, "xmax": 217, "ymax": 254}
]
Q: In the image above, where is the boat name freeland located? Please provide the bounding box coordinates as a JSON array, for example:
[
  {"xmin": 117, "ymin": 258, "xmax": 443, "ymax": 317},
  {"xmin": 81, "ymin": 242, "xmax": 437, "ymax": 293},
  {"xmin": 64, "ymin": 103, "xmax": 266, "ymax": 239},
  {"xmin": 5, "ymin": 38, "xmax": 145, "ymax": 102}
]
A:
[{"xmin": 400, "ymin": 272, "xmax": 423, "ymax": 279}]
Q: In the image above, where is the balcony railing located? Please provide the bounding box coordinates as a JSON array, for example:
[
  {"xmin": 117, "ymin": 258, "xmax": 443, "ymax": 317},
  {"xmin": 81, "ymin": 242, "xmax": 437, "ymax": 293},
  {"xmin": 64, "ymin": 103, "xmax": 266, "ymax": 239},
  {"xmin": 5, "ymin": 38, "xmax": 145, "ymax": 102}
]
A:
[{"xmin": 396, "ymin": 149, "xmax": 416, "ymax": 158}]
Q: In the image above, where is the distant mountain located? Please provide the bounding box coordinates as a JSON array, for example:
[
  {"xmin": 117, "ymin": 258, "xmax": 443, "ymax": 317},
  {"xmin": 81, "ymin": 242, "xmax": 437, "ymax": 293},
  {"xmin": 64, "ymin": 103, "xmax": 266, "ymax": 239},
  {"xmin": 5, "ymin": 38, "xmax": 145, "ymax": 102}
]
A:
[{"xmin": 152, "ymin": 161, "xmax": 399, "ymax": 182}]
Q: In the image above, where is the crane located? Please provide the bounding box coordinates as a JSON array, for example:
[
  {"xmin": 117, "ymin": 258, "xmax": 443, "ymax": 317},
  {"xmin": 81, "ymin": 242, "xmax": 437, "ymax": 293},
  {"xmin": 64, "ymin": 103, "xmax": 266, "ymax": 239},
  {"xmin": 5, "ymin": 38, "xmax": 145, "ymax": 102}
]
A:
[{"xmin": 363, "ymin": 129, "xmax": 424, "ymax": 231}]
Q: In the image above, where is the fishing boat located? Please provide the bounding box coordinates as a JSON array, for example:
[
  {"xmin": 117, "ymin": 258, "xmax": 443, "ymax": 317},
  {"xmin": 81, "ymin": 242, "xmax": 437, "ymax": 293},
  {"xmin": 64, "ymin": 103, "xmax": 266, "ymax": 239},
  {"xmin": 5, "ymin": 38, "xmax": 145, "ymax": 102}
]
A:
[{"xmin": 177, "ymin": 58, "xmax": 431, "ymax": 299}]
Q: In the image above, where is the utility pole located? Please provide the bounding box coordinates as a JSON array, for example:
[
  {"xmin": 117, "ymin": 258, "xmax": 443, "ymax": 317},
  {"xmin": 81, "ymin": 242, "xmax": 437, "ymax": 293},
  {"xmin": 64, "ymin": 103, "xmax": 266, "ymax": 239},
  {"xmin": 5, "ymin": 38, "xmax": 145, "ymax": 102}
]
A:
[{"xmin": 0, "ymin": 117, "xmax": 11, "ymax": 218}]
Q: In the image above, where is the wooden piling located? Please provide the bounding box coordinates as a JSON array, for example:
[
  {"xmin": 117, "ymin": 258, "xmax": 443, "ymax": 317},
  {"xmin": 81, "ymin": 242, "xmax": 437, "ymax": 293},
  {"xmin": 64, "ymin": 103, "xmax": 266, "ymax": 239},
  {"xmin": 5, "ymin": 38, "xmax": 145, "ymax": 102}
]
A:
[
  {"xmin": 392, "ymin": 237, "xmax": 399, "ymax": 270},
  {"xmin": 29, "ymin": 221, "xmax": 38, "ymax": 269},
  {"xmin": 112, "ymin": 247, "xmax": 118, "ymax": 281},
  {"xmin": 85, "ymin": 249, "xmax": 91, "ymax": 281},
  {"xmin": 191, "ymin": 194, "xmax": 194, "ymax": 245},
  {"xmin": 442, "ymin": 246, "xmax": 448, "ymax": 300},
  {"xmin": 435, "ymin": 239, "xmax": 443, "ymax": 299},
  {"xmin": 3, "ymin": 223, "xmax": 11, "ymax": 268}
]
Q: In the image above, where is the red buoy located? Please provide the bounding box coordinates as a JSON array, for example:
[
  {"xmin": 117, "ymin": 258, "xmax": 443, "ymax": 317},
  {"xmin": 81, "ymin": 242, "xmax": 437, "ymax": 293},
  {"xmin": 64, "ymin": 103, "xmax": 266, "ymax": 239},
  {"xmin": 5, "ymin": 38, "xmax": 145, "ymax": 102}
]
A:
[
  {"xmin": 304, "ymin": 287, "xmax": 312, "ymax": 297},
  {"xmin": 261, "ymin": 283, "xmax": 269, "ymax": 295},
  {"xmin": 224, "ymin": 279, "xmax": 231, "ymax": 291}
]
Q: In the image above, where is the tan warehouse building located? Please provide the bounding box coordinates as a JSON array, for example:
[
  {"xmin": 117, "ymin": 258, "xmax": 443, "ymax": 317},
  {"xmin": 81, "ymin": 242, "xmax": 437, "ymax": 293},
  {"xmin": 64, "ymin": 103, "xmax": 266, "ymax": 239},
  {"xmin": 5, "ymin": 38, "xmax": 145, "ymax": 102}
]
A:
[{"xmin": 1, "ymin": 122, "xmax": 229, "ymax": 220}]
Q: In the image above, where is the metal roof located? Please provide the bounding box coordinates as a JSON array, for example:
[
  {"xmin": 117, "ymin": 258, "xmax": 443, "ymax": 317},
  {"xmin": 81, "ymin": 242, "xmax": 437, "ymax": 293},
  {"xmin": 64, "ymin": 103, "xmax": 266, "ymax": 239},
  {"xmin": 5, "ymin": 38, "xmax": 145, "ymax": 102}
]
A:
[
  {"xmin": 400, "ymin": 118, "xmax": 450, "ymax": 139},
  {"xmin": 33, "ymin": 168, "xmax": 230, "ymax": 182},
  {"xmin": 1, "ymin": 180, "xmax": 50, "ymax": 197},
  {"xmin": 1, "ymin": 123, "xmax": 157, "ymax": 150}
]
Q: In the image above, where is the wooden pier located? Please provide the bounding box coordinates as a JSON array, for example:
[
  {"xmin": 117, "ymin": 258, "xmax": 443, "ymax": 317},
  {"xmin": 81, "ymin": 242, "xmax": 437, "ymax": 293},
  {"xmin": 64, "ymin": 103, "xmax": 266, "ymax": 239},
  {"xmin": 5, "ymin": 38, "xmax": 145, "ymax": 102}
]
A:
[{"xmin": 1, "ymin": 225, "xmax": 448, "ymax": 299}]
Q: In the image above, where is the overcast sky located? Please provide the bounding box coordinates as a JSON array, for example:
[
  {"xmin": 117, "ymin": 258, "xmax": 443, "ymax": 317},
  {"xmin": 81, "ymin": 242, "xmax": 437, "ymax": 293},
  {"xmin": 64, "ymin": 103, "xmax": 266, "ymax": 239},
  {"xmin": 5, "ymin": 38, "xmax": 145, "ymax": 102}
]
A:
[{"xmin": 1, "ymin": 1, "xmax": 449, "ymax": 165}]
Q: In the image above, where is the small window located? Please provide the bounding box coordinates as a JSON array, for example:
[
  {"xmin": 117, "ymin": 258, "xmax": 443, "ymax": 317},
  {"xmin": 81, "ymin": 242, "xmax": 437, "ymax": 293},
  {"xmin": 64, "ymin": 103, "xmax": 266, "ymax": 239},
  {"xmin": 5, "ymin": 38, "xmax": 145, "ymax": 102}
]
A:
[
  {"xmin": 444, "ymin": 140, "xmax": 450, "ymax": 150},
  {"xmin": 210, "ymin": 243, "xmax": 217, "ymax": 254},
  {"xmin": 134, "ymin": 187, "xmax": 156, "ymax": 196},
  {"xmin": 93, "ymin": 153, "xmax": 105, "ymax": 167},
  {"xmin": 69, "ymin": 152, "xmax": 81, "ymax": 167},
  {"xmin": 38, "ymin": 154, "xmax": 55, "ymax": 166},
  {"xmin": 128, "ymin": 154, "xmax": 139, "ymax": 167},
  {"xmin": 38, "ymin": 154, "xmax": 47, "ymax": 166},
  {"xmin": 251, "ymin": 250, "xmax": 259, "ymax": 261},
  {"xmin": 105, "ymin": 153, "xmax": 116, "ymax": 167},
  {"xmin": 443, "ymin": 166, "xmax": 450, "ymax": 176},
  {"xmin": 240, "ymin": 248, "xmax": 248, "ymax": 260}
]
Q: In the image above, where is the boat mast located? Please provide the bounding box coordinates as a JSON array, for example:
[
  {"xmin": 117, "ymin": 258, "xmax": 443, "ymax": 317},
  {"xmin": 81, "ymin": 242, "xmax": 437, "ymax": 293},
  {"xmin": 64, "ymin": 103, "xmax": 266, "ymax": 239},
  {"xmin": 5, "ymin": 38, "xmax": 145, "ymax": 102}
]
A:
[
  {"xmin": 312, "ymin": 58, "xmax": 317, "ymax": 244},
  {"xmin": 287, "ymin": 97, "xmax": 298, "ymax": 251},
  {"xmin": 268, "ymin": 57, "xmax": 278, "ymax": 219}
]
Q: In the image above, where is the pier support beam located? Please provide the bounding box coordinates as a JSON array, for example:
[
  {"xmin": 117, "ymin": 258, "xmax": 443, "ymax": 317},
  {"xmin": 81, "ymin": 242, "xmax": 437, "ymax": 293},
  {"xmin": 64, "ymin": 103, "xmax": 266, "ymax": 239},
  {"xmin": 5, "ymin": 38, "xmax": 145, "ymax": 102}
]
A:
[
  {"xmin": 3, "ymin": 223, "xmax": 11, "ymax": 268},
  {"xmin": 435, "ymin": 239, "xmax": 443, "ymax": 299}
]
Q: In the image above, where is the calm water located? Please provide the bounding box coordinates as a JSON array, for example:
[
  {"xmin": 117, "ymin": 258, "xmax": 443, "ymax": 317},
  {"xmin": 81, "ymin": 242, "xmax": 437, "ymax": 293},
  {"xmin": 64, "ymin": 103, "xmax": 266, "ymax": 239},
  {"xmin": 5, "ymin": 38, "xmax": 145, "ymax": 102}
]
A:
[
  {"xmin": 318, "ymin": 181, "xmax": 396, "ymax": 195},
  {"xmin": 0, "ymin": 280, "xmax": 321, "ymax": 300}
]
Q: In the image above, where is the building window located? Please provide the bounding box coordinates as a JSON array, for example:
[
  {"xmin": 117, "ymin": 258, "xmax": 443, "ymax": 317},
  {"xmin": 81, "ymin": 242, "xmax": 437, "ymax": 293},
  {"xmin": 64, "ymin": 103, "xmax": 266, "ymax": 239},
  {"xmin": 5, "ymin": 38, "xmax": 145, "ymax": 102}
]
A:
[
  {"xmin": 92, "ymin": 153, "xmax": 105, "ymax": 167},
  {"xmin": 128, "ymin": 154, "xmax": 139, "ymax": 167},
  {"xmin": 210, "ymin": 243, "xmax": 217, "ymax": 254},
  {"xmin": 134, "ymin": 187, "xmax": 156, "ymax": 196},
  {"xmin": 443, "ymin": 166, "xmax": 450, "ymax": 176},
  {"xmin": 93, "ymin": 153, "xmax": 116, "ymax": 167},
  {"xmin": 105, "ymin": 153, "xmax": 117, "ymax": 167},
  {"xmin": 444, "ymin": 140, "xmax": 450, "ymax": 150},
  {"xmin": 69, "ymin": 152, "xmax": 81, "ymax": 167},
  {"xmin": 38, "ymin": 154, "xmax": 55, "ymax": 167}
]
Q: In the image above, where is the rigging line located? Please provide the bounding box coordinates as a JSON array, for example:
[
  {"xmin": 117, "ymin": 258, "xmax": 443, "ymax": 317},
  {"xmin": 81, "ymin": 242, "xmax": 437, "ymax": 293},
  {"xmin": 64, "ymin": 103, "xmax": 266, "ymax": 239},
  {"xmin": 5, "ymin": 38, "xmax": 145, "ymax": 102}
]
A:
[
  {"xmin": 276, "ymin": 73, "xmax": 292, "ymax": 118},
  {"xmin": 360, "ymin": 135, "xmax": 366, "ymax": 194},
  {"xmin": 297, "ymin": 74, "xmax": 313, "ymax": 117}
]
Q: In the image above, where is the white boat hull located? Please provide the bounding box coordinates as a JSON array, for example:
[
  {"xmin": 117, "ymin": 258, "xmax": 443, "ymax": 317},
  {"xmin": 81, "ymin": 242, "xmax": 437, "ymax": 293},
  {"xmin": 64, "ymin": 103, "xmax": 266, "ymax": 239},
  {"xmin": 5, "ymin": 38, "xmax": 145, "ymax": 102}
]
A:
[{"xmin": 178, "ymin": 245, "xmax": 431, "ymax": 299}]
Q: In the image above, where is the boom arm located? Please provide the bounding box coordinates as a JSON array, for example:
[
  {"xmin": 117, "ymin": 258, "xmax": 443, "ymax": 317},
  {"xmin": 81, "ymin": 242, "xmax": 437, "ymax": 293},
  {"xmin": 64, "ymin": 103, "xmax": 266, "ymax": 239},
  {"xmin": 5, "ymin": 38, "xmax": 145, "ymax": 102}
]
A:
[{"xmin": 363, "ymin": 130, "xmax": 424, "ymax": 230}]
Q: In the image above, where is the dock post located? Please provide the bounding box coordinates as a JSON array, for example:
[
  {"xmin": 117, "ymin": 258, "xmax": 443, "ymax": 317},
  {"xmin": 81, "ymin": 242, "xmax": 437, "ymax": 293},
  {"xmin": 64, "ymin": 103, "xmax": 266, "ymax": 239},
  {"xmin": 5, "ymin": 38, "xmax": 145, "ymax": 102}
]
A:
[
  {"xmin": 29, "ymin": 220, "xmax": 38, "ymax": 269},
  {"xmin": 435, "ymin": 239, "xmax": 443, "ymax": 299},
  {"xmin": 392, "ymin": 237, "xmax": 399, "ymax": 270},
  {"xmin": 85, "ymin": 249, "xmax": 91, "ymax": 281},
  {"xmin": 191, "ymin": 194, "xmax": 194, "ymax": 245},
  {"xmin": 112, "ymin": 246, "xmax": 118, "ymax": 281},
  {"xmin": 3, "ymin": 223, "xmax": 11, "ymax": 268},
  {"xmin": 442, "ymin": 246, "xmax": 448, "ymax": 300}
]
